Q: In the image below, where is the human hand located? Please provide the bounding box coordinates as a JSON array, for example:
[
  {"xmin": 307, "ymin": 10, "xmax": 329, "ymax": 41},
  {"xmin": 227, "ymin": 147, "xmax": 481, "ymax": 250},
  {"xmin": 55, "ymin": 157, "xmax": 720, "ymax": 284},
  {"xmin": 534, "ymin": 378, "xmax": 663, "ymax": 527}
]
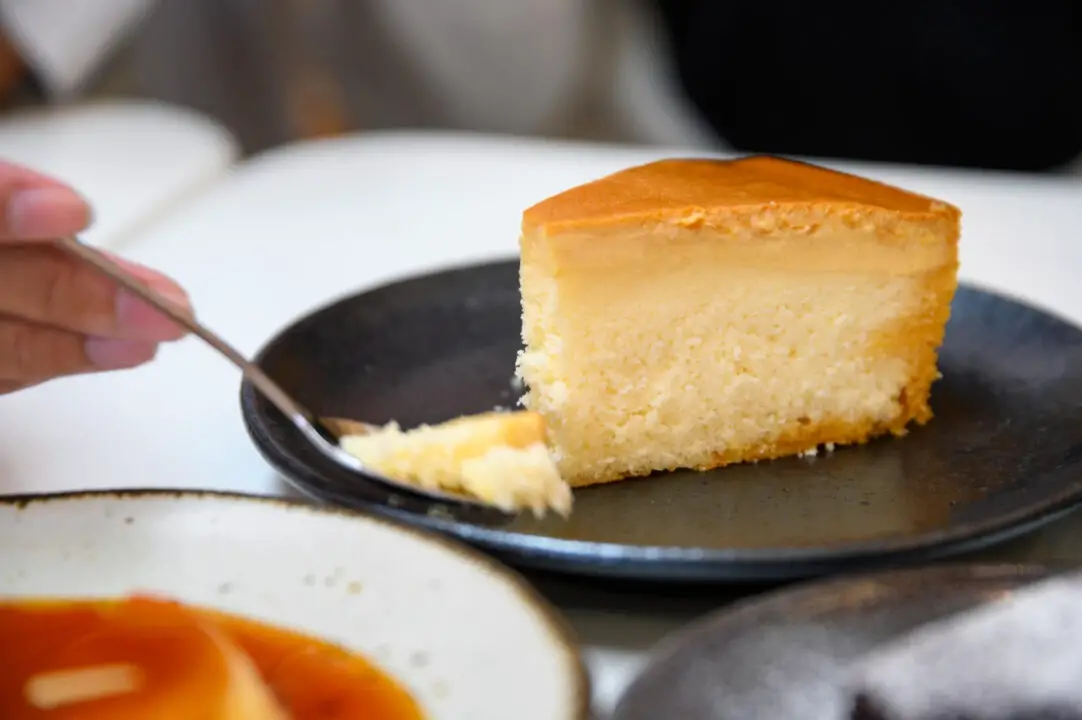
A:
[{"xmin": 0, "ymin": 162, "xmax": 191, "ymax": 395}]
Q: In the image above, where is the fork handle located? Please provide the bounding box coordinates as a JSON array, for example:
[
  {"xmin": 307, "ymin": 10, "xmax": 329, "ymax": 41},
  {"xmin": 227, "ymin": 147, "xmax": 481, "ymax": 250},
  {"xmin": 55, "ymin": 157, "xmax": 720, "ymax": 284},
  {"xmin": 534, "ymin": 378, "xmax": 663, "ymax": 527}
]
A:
[{"xmin": 58, "ymin": 236, "xmax": 318, "ymax": 429}]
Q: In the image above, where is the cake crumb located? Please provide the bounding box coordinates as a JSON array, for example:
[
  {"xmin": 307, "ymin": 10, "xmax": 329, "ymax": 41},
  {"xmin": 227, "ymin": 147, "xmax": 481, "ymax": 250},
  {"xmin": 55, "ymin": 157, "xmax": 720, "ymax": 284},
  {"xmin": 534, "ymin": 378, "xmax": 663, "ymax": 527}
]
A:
[{"xmin": 799, "ymin": 442, "xmax": 838, "ymax": 460}]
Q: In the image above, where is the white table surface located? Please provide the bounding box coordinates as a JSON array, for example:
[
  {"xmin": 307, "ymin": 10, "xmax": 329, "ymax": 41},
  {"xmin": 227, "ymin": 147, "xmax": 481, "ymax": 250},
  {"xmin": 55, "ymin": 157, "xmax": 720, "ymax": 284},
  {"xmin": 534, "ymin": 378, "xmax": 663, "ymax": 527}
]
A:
[
  {"xmin": 2, "ymin": 130, "xmax": 1081, "ymax": 716},
  {"xmin": 0, "ymin": 100, "xmax": 238, "ymax": 248}
]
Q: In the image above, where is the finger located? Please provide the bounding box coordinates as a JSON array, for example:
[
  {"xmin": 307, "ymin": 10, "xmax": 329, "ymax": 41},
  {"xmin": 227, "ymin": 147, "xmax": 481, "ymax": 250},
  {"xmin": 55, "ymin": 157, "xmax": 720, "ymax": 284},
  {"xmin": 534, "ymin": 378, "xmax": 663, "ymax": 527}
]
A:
[
  {"xmin": 0, "ymin": 377, "xmax": 49, "ymax": 396},
  {"xmin": 5, "ymin": 188, "xmax": 90, "ymax": 239},
  {"xmin": 0, "ymin": 317, "xmax": 158, "ymax": 382},
  {"xmin": 0, "ymin": 162, "xmax": 90, "ymax": 239},
  {"xmin": 0, "ymin": 244, "xmax": 189, "ymax": 341},
  {"xmin": 0, "ymin": 379, "xmax": 34, "ymax": 396}
]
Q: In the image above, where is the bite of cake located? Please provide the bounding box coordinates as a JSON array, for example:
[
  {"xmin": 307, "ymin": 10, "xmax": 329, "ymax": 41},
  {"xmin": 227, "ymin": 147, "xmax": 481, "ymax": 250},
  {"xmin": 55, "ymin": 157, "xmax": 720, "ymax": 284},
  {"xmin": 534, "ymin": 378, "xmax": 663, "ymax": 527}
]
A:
[
  {"xmin": 340, "ymin": 410, "xmax": 573, "ymax": 516},
  {"xmin": 516, "ymin": 155, "xmax": 961, "ymax": 487}
]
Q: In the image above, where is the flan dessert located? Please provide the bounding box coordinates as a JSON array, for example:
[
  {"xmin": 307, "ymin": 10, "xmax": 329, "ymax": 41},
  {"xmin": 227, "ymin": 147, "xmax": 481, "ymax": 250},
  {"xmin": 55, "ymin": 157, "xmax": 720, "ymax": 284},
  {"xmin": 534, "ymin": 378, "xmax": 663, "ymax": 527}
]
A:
[
  {"xmin": 516, "ymin": 156, "xmax": 961, "ymax": 487},
  {"xmin": 0, "ymin": 596, "xmax": 286, "ymax": 719},
  {"xmin": 340, "ymin": 410, "xmax": 572, "ymax": 516}
]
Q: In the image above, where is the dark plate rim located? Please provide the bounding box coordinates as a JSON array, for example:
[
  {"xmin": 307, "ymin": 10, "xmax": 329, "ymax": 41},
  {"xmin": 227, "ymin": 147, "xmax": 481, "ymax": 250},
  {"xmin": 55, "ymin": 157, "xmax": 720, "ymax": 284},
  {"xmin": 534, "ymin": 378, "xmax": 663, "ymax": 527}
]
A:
[
  {"xmin": 0, "ymin": 487, "xmax": 593, "ymax": 720},
  {"xmin": 239, "ymin": 258, "xmax": 1082, "ymax": 577},
  {"xmin": 612, "ymin": 562, "xmax": 1051, "ymax": 718}
]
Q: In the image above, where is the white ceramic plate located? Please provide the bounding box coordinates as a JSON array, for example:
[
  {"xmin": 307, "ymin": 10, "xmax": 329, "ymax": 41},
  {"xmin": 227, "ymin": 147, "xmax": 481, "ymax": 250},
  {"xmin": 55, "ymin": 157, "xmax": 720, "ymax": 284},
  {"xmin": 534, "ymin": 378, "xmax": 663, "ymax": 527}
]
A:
[{"xmin": 0, "ymin": 490, "xmax": 589, "ymax": 720}]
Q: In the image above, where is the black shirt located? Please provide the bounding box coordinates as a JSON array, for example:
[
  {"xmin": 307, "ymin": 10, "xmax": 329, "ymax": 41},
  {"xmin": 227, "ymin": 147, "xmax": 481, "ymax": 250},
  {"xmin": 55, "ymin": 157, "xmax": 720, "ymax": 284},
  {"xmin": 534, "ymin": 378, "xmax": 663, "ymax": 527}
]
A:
[{"xmin": 652, "ymin": 0, "xmax": 1082, "ymax": 172}]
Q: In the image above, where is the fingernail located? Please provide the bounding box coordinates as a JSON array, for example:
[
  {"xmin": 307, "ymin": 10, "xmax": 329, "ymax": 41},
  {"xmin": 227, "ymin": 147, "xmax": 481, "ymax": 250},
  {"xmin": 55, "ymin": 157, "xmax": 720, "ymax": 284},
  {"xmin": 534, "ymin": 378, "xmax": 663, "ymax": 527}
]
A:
[
  {"xmin": 85, "ymin": 338, "xmax": 158, "ymax": 370},
  {"xmin": 115, "ymin": 284, "xmax": 191, "ymax": 341},
  {"xmin": 7, "ymin": 187, "xmax": 89, "ymax": 238}
]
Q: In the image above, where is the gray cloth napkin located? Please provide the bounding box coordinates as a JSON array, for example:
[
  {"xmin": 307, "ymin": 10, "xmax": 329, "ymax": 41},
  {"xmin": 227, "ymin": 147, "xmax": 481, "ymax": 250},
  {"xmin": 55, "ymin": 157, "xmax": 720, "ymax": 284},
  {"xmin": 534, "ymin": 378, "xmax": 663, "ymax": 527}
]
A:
[{"xmin": 847, "ymin": 571, "xmax": 1082, "ymax": 720}]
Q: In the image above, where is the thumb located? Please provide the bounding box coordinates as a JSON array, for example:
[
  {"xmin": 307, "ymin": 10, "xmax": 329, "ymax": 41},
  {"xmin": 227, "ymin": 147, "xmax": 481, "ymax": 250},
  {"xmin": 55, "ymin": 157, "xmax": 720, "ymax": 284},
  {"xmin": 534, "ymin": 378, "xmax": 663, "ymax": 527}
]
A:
[{"xmin": 0, "ymin": 162, "xmax": 91, "ymax": 240}]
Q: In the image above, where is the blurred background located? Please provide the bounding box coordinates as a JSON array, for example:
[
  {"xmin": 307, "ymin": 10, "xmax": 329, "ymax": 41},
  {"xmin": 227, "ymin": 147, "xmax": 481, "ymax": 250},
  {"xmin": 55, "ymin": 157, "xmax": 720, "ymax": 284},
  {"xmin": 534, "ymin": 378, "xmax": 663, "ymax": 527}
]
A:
[
  {"xmin": 2, "ymin": 0, "xmax": 1080, "ymax": 170},
  {"xmin": 1, "ymin": 7, "xmax": 1080, "ymax": 716}
]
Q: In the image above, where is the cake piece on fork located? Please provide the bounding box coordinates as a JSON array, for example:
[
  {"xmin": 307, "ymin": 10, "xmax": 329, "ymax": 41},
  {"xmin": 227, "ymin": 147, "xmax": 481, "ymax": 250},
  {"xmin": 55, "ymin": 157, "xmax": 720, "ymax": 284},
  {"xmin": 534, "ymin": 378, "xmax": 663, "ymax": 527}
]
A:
[{"xmin": 340, "ymin": 410, "xmax": 572, "ymax": 516}]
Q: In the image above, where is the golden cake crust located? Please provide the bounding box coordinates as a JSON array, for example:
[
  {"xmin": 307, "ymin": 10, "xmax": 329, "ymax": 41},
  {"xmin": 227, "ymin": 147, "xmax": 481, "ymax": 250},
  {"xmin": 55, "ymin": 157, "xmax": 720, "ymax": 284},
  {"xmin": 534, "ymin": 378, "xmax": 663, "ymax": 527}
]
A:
[{"xmin": 523, "ymin": 156, "xmax": 960, "ymax": 235}]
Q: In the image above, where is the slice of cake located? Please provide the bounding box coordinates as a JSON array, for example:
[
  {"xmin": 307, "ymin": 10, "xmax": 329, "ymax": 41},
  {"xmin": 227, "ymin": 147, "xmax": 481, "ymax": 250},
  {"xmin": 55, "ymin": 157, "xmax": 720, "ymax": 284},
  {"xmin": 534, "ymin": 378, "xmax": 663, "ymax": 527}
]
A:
[
  {"xmin": 516, "ymin": 155, "xmax": 961, "ymax": 487},
  {"xmin": 1, "ymin": 596, "xmax": 288, "ymax": 719},
  {"xmin": 340, "ymin": 410, "xmax": 572, "ymax": 516}
]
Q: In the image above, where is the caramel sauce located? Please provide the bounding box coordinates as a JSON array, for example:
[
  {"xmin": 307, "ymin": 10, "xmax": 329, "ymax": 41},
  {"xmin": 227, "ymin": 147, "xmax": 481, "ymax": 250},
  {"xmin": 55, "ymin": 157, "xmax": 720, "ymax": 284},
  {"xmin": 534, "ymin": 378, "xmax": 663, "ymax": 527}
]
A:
[{"xmin": 0, "ymin": 596, "xmax": 424, "ymax": 719}]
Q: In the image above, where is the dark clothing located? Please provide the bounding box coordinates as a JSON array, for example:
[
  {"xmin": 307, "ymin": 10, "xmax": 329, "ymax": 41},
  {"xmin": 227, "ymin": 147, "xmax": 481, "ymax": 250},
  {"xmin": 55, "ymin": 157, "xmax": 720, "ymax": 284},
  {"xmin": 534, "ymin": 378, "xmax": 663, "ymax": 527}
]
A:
[{"xmin": 653, "ymin": 1, "xmax": 1082, "ymax": 172}]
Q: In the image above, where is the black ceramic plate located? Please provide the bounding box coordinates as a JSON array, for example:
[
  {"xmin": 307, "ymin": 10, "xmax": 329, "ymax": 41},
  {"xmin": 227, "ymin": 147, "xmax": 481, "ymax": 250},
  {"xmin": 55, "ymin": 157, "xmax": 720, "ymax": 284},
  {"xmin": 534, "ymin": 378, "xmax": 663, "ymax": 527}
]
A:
[
  {"xmin": 241, "ymin": 259, "xmax": 1082, "ymax": 582},
  {"xmin": 611, "ymin": 563, "xmax": 1050, "ymax": 720}
]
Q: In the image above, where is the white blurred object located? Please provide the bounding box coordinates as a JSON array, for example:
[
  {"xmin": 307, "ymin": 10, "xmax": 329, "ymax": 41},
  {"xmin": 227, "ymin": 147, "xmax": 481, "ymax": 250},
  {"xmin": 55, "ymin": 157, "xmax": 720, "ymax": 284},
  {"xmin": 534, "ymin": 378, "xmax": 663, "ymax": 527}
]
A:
[{"xmin": 0, "ymin": 100, "xmax": 237, "ymax": 248}]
